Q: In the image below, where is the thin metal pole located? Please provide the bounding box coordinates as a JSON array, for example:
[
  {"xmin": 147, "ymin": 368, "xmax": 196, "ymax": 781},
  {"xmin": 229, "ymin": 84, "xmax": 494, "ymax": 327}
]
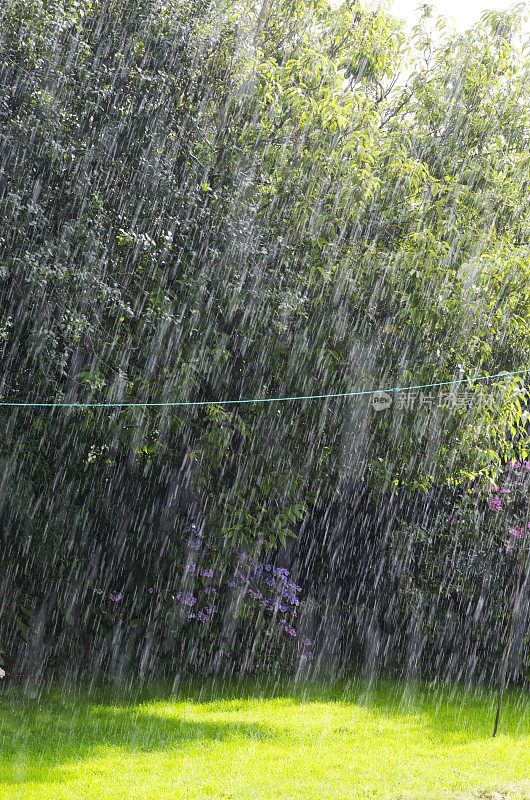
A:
[{"xmin": 493, "ymin": 494, "xmax": 530, "ymax": 737}]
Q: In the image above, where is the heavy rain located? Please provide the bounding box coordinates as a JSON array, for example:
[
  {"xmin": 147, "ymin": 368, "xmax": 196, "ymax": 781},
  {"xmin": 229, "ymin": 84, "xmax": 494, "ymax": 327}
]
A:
[{"xmin": 0, "ymin": 0, "xmax": 529, "ymax": 797}]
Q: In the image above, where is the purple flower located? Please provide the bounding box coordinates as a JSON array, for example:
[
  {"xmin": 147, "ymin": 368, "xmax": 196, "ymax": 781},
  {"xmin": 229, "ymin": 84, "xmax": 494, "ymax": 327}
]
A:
[
  {"xmin": 182, "ymin": 563, "xmax": 196, "ymax": 572},
  {"xmin": 204, "ymin": 587, "xmax": 217, "ymax": 595},
  {"xmin": 177, "ymin": 594, "xmax": 197, "ymax": 606},
  {"xmin": 183, "ymin": 596, "xmax": 197, "ymax": 606},
  {"xmin": 225, "ymin": 580, "xmax": 237, "ymax": 588},
  {"xmin": 109, "ymin": 592, "xmax": 123, "ymax": 602},
  {"xmin": 185, "ymin": 523, "xmax": 204, "ymax": 537},
  {"xmin": 200, "ymin": 569, "xmax": 214, "ymax": 578},
  {"xmin": 187, "ymin": 539, "xmax": 202, "ymax": 550},
  {"xmin": 489, "ymin": 498, "xmax": 502, "ymax": 511},
  {"xmin": 287, "ymin": 582, "xmax": 302, "ymax": 592},
  {"xmin": 274, "ymin": 567, "xmax": 289, "ymax": 577},
  {"xmin": 287, "ymin": 595, "xmax": 300, "ymax": 606},
  {"xmin": 248, "ymin": 589, "xmax": 262, "ymax": 599},
  {"xmin": 301, "ymin": 636, "xmax": 312, "ymax": 647},
  {"xmin": 450, "ymin": 518, "xmax": 458, "ymax": 524}
]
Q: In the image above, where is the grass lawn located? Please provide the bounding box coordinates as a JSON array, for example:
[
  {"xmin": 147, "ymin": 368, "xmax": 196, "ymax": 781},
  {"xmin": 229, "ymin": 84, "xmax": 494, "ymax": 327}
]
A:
[{"xmin": 0, "ymin": 678, "xmax": 528, "ymax": 800}]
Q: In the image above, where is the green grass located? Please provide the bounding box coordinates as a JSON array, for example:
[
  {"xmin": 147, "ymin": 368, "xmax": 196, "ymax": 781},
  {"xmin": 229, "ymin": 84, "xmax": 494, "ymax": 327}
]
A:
[{"xmin": 0, "ymin": 678, "xmax": 528, "ymax": 800}]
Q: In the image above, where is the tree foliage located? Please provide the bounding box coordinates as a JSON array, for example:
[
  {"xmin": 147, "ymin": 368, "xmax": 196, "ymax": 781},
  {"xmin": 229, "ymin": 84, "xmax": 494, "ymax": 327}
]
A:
[{"xmin": 1, "ymin": 0, "xmax": 529, "ymax": 677}]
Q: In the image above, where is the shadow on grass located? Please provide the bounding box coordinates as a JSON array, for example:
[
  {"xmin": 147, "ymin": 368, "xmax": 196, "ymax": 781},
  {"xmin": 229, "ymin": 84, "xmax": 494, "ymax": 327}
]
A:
[
  {"xmin": 0, "ymin": 677, "xmax": 528, "ymax": 787},
  {"xmin": 157, "ymin": 675, "xmax": 530, "ymax": 742},
  {"xmin": 0, "ymin": 697, "xmax": 279, "ymax": 786}
]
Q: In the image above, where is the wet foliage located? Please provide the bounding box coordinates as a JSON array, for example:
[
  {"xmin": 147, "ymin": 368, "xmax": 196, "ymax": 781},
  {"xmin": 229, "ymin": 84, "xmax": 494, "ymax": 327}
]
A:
[{"xmin": 0, "ymin": 0, "xmax": 529, "ymax": 684}]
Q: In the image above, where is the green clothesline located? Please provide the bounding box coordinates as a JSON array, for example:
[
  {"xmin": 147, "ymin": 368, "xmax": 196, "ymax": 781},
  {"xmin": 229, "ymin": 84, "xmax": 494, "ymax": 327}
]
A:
[{"xmin": 0, "ymin": 369, "xmax": 528, "ymax": 408}]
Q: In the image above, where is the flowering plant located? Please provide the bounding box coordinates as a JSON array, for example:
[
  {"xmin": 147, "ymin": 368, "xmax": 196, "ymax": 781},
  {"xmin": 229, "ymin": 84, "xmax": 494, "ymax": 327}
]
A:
[
  {"xmin": 142, "ymin": 522, "xmax": 315, "ymax": 673},
  {"xmin": 387, "ymin": 457, "xmax": 530, "ymax": 681}
]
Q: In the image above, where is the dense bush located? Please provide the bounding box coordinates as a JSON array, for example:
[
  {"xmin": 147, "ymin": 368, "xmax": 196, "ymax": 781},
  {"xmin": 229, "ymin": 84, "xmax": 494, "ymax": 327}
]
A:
[
  {"xmin": 1, "ymin": 0, "xmax": 529, "ymax": 680},
  {"xmin": 385, "ymin": 461, "xmax": 530, "ymax": 682}
]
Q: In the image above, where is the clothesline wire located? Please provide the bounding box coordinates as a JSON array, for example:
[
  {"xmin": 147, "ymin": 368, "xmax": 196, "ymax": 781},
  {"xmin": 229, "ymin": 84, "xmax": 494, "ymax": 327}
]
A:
[{"xmin": 0, "ymin": 369, "xmax": 528, "ymax": 408}]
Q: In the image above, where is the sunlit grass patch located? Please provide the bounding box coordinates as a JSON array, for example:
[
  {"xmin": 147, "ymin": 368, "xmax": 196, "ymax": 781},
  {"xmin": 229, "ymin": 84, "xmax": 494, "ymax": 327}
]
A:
[{"xmin": 0, "ymin": 679, "xmax": 528, "ymax": 799}]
